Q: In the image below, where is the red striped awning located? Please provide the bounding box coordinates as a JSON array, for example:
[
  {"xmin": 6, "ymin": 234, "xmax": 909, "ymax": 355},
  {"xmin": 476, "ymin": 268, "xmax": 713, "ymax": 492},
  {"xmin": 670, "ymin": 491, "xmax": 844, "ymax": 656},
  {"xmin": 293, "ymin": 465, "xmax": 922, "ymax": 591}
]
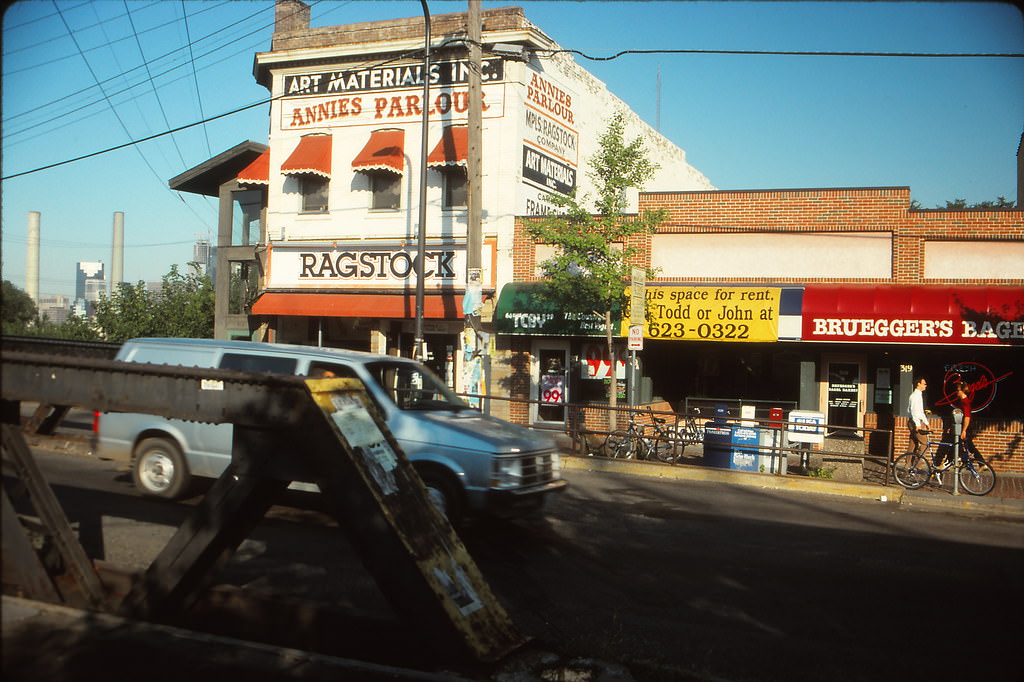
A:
[
  {"xmin": 427, "ymin": 125, "xmax": 468, "ymax": 168},
  {"xmin": 251, "ymin": 292, "xmax": 463, "ymax": 319},
  {"xmin": 236, "ymin": 150, "xmax": 270, "ymax": 185},
  {"xmin": 281, "ymin": 134, "xmax": 332, "ymax": 177},
  {"xmin": 352, "ymin": 129, "xmax": 404, "ymax": 175}
]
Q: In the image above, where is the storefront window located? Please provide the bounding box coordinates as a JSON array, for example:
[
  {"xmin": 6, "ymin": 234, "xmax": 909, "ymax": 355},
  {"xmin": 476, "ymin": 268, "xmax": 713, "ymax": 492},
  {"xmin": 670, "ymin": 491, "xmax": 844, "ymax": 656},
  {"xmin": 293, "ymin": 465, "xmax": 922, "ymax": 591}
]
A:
[
  {"xmin": 231, "ymin": 190, "xmax": 262, "ymax": 246},
  {"xmin": 228, "ymin": 261, "xmax": 258, "ymax": 315}
]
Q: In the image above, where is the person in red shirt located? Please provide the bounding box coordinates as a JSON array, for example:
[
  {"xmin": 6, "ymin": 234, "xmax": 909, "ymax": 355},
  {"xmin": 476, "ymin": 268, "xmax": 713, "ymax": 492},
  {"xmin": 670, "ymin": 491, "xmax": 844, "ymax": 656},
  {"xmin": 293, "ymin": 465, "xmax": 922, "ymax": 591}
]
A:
[{"xmin": 951, "ymin": 380, "xmax": 982, "ymax": 465}]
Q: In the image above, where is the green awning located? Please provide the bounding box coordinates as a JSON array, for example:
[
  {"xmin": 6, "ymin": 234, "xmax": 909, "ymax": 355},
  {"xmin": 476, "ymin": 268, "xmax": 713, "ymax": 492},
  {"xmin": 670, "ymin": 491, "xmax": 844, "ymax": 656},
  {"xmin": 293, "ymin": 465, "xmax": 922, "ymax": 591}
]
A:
[{"xmin": 494, "ymin": 282, "xmax": 623, "ymax": 336}]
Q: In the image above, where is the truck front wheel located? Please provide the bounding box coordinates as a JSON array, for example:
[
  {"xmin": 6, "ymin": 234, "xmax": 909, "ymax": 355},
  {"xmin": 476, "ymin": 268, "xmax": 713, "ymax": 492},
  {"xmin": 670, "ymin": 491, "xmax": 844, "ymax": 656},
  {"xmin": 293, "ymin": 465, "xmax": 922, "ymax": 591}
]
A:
[
  {"xmin": 133, "ymin": 437, "xmax": 190, "ymax": 500},
  {"xmin": 416, "ymin": 466, "xmax": 464, "ymax": 526}
]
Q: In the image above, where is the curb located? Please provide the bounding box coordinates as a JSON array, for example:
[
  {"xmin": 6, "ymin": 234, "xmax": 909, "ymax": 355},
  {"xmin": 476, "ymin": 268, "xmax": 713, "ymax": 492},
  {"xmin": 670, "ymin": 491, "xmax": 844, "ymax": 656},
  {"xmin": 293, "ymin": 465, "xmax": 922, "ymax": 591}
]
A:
[{"xmin": 561, "ymin": 454, "xmax": 1024, "ymax": 519}]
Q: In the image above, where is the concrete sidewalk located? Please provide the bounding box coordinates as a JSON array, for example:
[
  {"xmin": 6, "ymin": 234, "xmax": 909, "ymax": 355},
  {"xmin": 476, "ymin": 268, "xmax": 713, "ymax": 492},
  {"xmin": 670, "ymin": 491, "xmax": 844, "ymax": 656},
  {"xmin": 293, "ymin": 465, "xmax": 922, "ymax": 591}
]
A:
[{"xmin": 559, "ymin": 449, "xmax": 1024, "ymax": 520}]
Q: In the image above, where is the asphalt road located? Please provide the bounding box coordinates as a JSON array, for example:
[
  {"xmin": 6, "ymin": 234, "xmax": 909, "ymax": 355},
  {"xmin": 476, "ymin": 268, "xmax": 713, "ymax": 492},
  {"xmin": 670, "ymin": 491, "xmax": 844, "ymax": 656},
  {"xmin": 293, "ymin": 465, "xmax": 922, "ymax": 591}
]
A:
[{"xmin": 6, "ymin": 444, "xmax": 1024, "ymax": 681}]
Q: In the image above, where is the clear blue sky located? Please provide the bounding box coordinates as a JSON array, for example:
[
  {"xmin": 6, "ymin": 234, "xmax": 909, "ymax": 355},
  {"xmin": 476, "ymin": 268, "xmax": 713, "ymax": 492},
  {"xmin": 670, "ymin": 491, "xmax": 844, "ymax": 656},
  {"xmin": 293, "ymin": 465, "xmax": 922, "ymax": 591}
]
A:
[{"xmin": 3, "ymin": 1, "xmax": 1022, "ymax": 299}]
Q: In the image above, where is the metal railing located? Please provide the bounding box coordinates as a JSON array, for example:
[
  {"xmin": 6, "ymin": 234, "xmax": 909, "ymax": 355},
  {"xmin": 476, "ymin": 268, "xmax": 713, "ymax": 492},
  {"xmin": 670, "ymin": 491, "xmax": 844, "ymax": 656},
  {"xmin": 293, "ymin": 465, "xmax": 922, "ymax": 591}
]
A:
[{"xmin": 460, "ymin": 392, "xmax": 896, "ymax": 485}]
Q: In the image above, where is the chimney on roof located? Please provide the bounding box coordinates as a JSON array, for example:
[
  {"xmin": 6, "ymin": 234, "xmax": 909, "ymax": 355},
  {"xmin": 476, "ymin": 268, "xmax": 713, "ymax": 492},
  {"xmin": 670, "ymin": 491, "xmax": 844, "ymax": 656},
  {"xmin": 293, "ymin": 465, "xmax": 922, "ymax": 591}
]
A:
[{"xmin": 275, "ymin": 0, "xmax": 310, "ymax": 33}]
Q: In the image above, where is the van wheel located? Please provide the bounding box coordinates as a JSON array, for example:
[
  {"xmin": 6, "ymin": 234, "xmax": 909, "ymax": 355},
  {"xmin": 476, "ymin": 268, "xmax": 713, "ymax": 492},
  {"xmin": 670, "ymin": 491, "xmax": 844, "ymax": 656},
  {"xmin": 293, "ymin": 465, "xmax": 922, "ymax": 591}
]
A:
[
  {"xmin": 133, "ymin": 438, "xmax": 190, "ymax": 500},
  {"xmin": 417, "ymin": 468, "xmax": 464, "ymax": 526}
]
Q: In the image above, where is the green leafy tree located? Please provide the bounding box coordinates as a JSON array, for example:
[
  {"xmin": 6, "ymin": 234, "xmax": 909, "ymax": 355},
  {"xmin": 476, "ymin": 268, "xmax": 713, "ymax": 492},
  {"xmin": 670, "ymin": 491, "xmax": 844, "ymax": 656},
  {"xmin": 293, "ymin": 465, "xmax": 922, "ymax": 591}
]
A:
[
  {"xmin": 526, "ymin": 112, "xmax": 666, "ymax": 423},
  {"xmin": 94, "ymin": 264, "xmax": 214, "ymax": 342},
  {"xmin": 94, "ymin": 280, "xmax": 158, "ymax": 342},
  {"xmin": 1, "ymin": 280, "xmax": 38, "ymax": 333},
  {"xmin": 154, "ymin": 264, "xmax": 215, "ymax": 338},
  {"xmin": 911, "ymin": 196, "xmax": 1015, "ymax": 210}
]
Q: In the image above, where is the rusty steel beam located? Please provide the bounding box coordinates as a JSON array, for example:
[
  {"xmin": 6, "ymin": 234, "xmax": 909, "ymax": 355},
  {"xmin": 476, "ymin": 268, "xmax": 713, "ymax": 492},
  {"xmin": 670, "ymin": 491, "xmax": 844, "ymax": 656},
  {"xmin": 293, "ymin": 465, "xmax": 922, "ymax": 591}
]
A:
[
  {"xmin": 1, "ymin": 351, "xmax": 316, "ymax": 427},
  {"xmin": 1, "ymin": 354, "xmax": 527, "ymax": 662}
]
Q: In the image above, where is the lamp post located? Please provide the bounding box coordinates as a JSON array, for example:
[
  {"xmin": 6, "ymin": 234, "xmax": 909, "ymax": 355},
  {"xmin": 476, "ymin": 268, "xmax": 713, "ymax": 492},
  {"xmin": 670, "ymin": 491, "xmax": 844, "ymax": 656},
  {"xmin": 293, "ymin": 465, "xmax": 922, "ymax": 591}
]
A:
[{"xmin": 413, "ymin": 0, "xmax": 431, "ymax": 361}]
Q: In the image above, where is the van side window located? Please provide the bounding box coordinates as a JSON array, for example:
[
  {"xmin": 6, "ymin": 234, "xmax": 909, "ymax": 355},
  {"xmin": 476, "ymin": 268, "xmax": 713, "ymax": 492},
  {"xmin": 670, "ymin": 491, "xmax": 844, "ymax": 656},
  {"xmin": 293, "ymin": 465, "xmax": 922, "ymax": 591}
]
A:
[
  {"xmin": 308, "ymin": 363, "xmax": 357, "ymax": 379},
  {"xmin": 219, "ymin": 353, "xmax": 297, "ymax": 374}
]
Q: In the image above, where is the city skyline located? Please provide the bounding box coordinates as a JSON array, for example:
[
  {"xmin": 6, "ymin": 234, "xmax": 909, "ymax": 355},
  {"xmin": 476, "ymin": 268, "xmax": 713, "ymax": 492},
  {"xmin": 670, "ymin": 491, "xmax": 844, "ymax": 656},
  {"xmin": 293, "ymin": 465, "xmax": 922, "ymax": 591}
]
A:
[{"xmin": 3, "ymin": 1, "xmax": 1021, "ymax": 300}]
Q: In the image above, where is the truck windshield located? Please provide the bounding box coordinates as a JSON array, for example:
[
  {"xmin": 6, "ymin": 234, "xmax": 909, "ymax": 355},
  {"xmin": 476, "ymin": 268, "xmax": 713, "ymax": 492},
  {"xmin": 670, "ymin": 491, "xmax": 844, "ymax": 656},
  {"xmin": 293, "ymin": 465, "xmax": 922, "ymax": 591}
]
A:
[{"xmin": 365, "ymin": 360, "xmax": 471, "ymax": 412}]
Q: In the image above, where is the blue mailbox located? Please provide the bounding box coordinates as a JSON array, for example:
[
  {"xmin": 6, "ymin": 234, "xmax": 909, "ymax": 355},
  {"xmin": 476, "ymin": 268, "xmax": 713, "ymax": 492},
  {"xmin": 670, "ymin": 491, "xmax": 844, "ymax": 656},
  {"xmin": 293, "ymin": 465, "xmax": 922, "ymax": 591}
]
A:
[{"xmin": 703, "ymin": 421, "xmax": 761, "ymax": 471}]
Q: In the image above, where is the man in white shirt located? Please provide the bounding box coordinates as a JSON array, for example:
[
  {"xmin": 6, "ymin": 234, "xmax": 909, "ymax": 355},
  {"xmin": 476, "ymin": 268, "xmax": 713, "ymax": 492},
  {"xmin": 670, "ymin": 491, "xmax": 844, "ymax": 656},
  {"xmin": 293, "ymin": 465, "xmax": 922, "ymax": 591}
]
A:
[{"xmin": 908, "ymin": 376, "xmax": 929, "ymax": 456}]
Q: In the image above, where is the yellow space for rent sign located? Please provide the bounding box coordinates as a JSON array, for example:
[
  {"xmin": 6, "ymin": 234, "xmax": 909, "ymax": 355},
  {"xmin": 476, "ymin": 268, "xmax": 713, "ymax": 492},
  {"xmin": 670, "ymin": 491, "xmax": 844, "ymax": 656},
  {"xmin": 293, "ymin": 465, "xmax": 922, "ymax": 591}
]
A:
[{"xmin": 631, "ymin": 286, "xmax": 782, "ymax": 342}]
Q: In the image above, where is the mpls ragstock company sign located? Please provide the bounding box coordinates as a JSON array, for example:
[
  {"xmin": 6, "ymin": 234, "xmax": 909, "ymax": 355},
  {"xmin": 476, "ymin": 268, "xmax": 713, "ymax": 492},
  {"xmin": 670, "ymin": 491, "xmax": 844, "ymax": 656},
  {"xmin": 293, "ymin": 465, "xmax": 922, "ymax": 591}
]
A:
[{"xmin": 267, "ymin": 242, "xmax": 487, "ymax": 290}]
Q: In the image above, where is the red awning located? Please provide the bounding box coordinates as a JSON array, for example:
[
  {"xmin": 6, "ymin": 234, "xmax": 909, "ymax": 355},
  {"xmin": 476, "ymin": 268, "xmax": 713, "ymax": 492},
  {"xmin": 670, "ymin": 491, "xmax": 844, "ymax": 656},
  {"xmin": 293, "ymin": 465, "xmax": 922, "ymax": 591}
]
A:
[
  {"xmin": 802, "ymin": 285, "xmax": 1024, "ymax": 345},
  {"xmin": 352, "ymin": 129, "xmax": 404, "ymax": 175},
  {"xmin": 281, "ymin": 135, "xmax": 332, "ymax": 177},
  {"xmin": 427, "ymin": 125, "xmax": 468, "ymax": 168},
  {"xmin": 236, "ymin": 150, "xmax": 270, "ymax": 185},
  {"xmin": 251, "ymin": 292, "xmax": 462, "ymax": 319}
]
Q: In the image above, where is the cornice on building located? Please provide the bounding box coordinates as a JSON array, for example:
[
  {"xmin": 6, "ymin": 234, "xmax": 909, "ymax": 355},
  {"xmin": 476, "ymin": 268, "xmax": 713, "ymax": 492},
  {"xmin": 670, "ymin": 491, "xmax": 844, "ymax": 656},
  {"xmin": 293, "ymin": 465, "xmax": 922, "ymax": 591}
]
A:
[{"xmin": 253, "ymin": 5, "xmax": 557, "ymax": 88}]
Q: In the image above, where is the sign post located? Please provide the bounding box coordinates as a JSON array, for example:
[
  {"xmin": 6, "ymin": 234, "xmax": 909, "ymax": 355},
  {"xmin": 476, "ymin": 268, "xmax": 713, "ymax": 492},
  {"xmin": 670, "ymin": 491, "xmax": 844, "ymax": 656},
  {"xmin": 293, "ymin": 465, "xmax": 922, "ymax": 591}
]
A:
[{"xmin": 628, "ymin": 268, "xmax": 646, "ymax": 406}]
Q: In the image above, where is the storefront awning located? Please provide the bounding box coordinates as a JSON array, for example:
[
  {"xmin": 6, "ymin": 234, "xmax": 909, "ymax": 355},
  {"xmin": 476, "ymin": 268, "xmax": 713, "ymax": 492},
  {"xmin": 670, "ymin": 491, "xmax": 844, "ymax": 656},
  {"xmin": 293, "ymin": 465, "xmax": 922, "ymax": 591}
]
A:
[
  {"xmin": 251, "ymin": 292, "xmax": 462, "ymax": 319},
  {"xmin": 236, "ymin": 149, "xmax": 270, "ymax": 185},
  {"xmin": 352, "ymin": 129, "xmax": 404, "ymax": 175},
  {"xmin": 427, "ymin": 125, "xmax": 468, "ymax": 168},
  {"xmin": 495, "ymin": 282, "xmax": 622, "ymax": 336},
  {"xmin": 281, "ymin": 134, "xmax": 332, "ymax": 177},
  {"xmin": 802, "ymin": 285, "xmax": 1024, "ymax": 345}
]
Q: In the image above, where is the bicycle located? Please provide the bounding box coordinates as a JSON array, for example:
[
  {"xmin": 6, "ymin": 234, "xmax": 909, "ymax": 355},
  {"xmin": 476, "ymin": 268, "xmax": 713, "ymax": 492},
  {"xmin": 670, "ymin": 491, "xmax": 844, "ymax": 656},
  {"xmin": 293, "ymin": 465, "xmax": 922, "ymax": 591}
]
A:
[
  {"xmin": 604, "ymin": 408, "xmax": 683, "ymax": 462},
  {"xmin": 648, "ymin": 409, "xmax": 703, "ymax": 464},
  {"xmin": 603, "ymin": 413, "xmax": 649, "ymax": 460},
  {"xmin": 892, "ymin": 437, "xmax": 996, "ymax": 496}
]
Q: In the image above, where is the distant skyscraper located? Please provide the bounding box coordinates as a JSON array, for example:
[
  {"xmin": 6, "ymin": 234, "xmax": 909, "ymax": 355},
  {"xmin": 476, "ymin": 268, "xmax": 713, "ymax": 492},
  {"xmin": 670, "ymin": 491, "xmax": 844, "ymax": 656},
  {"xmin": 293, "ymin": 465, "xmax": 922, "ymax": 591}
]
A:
[
  {"xmin": 193, "ymin": 238, "xmax": 213, "ymax": 277},
  {"xmin": 76, "ymin": 261, "xmax": 105, "ymax": 300}
]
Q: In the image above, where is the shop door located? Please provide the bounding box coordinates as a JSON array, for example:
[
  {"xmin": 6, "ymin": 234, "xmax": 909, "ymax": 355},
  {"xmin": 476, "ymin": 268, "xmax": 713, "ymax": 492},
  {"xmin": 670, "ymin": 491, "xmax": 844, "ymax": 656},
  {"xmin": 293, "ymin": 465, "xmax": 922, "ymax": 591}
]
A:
[
  {"xmin": 822, "ymin": 356, "xmax": 866, "ymax": 436},
  {"xmin": 533, "ymin": 343, "xmax": 569, "ymax": 424}
]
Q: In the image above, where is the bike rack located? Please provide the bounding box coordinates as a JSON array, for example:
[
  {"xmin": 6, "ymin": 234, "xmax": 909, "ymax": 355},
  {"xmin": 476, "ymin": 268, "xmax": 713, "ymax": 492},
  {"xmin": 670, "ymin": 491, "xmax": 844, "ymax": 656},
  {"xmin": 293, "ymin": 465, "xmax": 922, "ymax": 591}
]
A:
[{"xmin": 1, "ymin": 348, "xmax": 526, "ymax": 662}]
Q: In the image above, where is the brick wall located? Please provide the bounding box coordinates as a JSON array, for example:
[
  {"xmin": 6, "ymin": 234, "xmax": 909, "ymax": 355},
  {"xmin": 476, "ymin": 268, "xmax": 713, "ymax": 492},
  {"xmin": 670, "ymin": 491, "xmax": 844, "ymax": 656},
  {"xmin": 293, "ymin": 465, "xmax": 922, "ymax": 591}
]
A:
[
  {"xmin": 885, "ymin": 415, "xmax": 1023, "ymax": 475},
  {"xmin": 641, "ymin": 187, "xmax": 1023, "ymax": 285}
]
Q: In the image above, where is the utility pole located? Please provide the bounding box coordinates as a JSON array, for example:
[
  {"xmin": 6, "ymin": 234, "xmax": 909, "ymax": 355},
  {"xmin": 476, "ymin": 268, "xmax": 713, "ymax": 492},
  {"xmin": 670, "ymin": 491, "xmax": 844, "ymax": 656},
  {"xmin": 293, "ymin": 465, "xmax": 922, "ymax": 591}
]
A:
[
  {"xmin": 413, "ymin": 0, "xmax": 431, "ymax": 362},
  {"xmin": 464, "ymin": 0, "xmax": 486, "ymax": 407},
  {"xmin": 467, "ymin": 0, "xmax": 482, "ymax": 278}
]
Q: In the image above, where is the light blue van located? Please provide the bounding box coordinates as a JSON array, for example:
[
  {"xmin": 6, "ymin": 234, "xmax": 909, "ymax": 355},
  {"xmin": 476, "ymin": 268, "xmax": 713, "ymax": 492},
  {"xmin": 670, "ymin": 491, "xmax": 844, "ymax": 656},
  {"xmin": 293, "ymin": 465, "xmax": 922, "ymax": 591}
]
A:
[{"xmin": 96, "ymin": 338, "xmax": 565, "ymax": 522}]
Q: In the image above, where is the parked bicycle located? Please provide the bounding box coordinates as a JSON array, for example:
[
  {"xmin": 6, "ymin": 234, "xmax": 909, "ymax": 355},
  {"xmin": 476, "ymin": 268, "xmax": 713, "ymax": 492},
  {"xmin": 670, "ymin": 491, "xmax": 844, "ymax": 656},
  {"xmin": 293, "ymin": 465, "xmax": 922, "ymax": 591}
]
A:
[
  {"xmin": 604, "ymin": 408, "xmax": 685, "ymax": 462},
  {"xmin": 892, "ymin": 437, "xmax": 996, "ymax": 496}
]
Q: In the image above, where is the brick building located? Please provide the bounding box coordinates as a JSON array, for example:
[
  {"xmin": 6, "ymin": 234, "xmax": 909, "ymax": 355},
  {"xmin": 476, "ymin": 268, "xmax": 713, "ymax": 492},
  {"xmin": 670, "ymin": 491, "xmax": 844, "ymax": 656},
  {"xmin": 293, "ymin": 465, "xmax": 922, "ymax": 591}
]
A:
[
  {"xmin": 234, "ymin": 1, "xmax": 711, "ymax": 394},
  {"xmin": 502, "ymin": 187, "xmax": 1024, "ymax": 473}
]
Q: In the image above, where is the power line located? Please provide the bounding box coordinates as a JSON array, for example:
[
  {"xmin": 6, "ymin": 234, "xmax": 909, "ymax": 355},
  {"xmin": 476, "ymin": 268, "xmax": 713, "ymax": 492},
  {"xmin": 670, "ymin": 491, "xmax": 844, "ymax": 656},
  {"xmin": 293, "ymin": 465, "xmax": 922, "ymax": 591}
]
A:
[
  {"xmin": 547, "ymin": 48, "xmax": 1024, "ymax": 61},
  {"xmin": 1, "ymin": 97, "xmax": 271, "ymax": 180}
]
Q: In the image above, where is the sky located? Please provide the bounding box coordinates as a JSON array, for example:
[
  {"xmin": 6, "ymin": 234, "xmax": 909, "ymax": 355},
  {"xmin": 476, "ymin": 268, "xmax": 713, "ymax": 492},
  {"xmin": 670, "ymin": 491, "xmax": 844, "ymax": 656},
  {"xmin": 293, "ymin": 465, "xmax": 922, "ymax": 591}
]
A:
[{"xmin": 2, "ymin": 1, "xmax": 1022, "ymax": 300}]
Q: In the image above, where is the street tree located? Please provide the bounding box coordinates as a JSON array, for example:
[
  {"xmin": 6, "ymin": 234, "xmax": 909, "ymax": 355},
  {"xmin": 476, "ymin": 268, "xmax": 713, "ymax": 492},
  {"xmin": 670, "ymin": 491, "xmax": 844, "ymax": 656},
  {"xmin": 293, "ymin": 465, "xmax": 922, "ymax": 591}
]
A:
[
  {"xmin": 2, "ymin": 280, "xmax": 38, "ymax": 333},
  {"xmin": 93, "ymin": 264, "xmax": 214, "ymax": 342},
  {"xmin": 526, "ymin": 112, "xmax": 666, "ymax": 426}
]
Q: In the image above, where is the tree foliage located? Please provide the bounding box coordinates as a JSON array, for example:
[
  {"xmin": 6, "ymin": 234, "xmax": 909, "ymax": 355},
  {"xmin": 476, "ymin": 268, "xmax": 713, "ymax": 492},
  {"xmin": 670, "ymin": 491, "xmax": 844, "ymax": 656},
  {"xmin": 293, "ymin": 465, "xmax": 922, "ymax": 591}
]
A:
[
  {"xmin": 910, "ymin": 196, "xmax": 1015, "ymax": 210},
  {"xmin": 2, "ymin": 280, "xmax": 38, "ymax": 333},
  {"xmin": 95, "ymin": 264, "xmax": 213, "ymax": 342},
  {"xmin": 525, "ymin": 112, "xmax": 666, "ymax": 317},
  {"xmin": 4, "ymin": 266, "xmax": 214, "ymax": 342},
  {"xmin": 525, "ymin": 112, "xmax": 666, "ymax": 416}
]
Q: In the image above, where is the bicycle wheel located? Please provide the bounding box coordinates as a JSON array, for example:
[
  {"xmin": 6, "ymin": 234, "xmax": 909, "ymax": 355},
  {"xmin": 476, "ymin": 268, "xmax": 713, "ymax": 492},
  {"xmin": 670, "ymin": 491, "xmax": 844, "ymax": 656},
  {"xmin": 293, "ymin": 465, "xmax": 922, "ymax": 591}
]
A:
[
  {"xmin": 604, "ymin": 431, "xmax": 636, "ymax": 459},
  {"xmin": 958, "ymin": 456, "xmax": 996, "ymax": 496},
  {"xmin": 893, "ymin": 452, "xmax": 931, "ymax": 489},
  {"xmin": 649, "ymin": 436, "xmax": 677, "ymax": 463}
]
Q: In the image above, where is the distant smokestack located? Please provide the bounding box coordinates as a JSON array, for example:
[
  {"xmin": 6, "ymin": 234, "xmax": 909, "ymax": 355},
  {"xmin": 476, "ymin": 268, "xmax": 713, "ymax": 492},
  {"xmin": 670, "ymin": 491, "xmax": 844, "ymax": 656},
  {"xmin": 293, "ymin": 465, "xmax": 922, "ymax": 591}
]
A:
[
  {"xmin": 26, "ymin": 211, "xmax": 40, "ymax": 304},
  {"xmin": 112, "ymin": 211, "xmax": 124, "ymax": 293}
]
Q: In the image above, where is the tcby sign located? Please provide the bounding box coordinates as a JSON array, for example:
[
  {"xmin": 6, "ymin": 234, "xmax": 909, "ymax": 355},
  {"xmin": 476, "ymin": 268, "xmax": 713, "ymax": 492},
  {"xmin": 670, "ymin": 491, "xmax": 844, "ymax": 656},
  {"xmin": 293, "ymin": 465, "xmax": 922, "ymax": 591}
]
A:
[{"xmin": 802, "ymin": 286, "xmax": 1024, "ymax": 345}]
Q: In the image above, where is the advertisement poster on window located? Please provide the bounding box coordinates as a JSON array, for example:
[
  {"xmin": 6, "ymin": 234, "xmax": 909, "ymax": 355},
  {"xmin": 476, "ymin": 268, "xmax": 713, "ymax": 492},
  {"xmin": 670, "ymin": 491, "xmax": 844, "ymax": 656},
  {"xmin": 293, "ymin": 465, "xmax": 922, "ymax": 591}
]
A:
[{"xmin": 540, "ymin": 374, "xmax": 565, "ymax": 404}]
